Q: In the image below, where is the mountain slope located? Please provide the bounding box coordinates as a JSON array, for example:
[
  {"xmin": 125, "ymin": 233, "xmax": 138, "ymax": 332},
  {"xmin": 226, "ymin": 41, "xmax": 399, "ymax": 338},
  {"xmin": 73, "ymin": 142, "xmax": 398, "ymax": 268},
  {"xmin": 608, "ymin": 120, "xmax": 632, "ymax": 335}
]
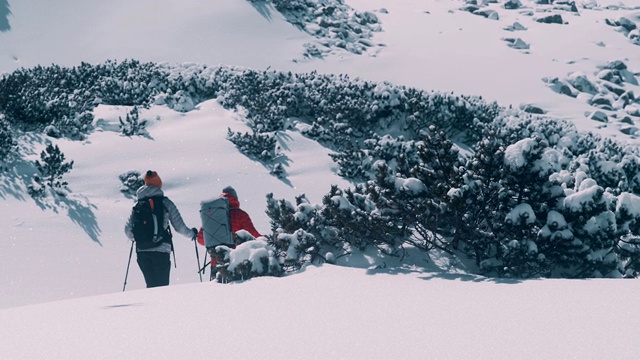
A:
[
  {"xmin": 2, "ymin": 1, "xmax": 640, "ymax": 358},
  {"xmin": 3, "ymin": 265, "xmax": 640, "ymax": 360}
]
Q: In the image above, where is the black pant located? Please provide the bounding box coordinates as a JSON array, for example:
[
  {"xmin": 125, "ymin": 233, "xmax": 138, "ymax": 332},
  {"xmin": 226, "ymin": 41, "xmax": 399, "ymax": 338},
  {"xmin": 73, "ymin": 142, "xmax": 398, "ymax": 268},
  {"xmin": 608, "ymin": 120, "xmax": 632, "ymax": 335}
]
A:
[{"xmin": 136, "ymin": 251, "xmax": 171, "ymax": 288}]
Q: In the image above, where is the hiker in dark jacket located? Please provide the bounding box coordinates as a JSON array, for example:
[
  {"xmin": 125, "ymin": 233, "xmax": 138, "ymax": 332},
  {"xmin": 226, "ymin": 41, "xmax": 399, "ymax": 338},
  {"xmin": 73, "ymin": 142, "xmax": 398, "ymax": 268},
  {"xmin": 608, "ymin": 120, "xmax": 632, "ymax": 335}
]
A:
[
  {"xmin": 125, "ymin": 170, "xmax": 198, "ymax": 288},
  {"xmin": 197, "ymin": 186, "xmax": 262, "ymax": 267}
]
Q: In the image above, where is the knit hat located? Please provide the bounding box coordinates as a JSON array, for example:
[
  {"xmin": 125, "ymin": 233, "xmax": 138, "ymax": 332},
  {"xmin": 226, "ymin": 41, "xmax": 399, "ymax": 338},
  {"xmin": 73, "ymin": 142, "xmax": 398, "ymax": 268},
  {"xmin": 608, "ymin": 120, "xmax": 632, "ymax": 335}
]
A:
[
  {"xmin": 143, "ymin": 170, "xmax": 163, "ymax": 189},
  {"xmin": 222, "ymin": 186, "xmax": 238, "ymax": 200}
]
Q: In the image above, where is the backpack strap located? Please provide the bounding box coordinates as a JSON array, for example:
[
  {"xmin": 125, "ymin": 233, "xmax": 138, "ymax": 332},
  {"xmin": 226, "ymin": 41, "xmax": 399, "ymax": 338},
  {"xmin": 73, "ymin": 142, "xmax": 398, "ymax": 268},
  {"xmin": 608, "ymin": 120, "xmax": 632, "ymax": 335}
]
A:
[{"xmin": 150, "ymin": 195, "xmax": 171, "ymax": 242}]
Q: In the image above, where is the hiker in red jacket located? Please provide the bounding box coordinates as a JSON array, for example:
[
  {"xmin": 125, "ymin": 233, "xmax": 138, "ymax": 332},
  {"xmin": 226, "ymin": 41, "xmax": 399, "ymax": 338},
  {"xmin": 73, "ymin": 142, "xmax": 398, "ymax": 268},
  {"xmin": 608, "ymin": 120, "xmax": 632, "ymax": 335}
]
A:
[{"xmin": 197, "ymin": 186, "xmax": 262, "ymax": 272}]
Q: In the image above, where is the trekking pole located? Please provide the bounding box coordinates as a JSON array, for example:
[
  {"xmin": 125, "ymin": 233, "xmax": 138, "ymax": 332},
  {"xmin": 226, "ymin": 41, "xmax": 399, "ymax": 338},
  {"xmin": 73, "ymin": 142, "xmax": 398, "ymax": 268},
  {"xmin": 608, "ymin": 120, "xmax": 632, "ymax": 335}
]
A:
[
  {"xmin": 168, "ymin": 227, "xmax": 176, "ymax": 268},
  {"xmin": 193, "ymin": 234, "xmax": 202, "ymax": 282},
  {"xmin": 123, "ymin": 241, "xmax": 134, "ymax": 292},
  {"xmin": 202, "ymin": 251, "xmax": 209, "ymax": 274},
  {"xmin": 199, "ymin": 260, "xmax": 211, "ymax": 274}
]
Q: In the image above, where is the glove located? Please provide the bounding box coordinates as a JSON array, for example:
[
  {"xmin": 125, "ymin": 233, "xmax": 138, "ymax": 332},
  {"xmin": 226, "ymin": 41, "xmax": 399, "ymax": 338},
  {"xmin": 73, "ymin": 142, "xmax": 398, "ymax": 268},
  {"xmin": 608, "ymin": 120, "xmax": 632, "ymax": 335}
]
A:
[{"xmin": 191, "ymin": 227, "xmax": 198, "ymax": 240}]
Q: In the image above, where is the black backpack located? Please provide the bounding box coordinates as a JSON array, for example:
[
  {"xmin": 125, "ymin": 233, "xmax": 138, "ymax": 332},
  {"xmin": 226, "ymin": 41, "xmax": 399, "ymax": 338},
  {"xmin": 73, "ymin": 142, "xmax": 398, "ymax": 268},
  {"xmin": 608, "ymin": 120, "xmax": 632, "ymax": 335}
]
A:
[{"xmin": 131, "ymin": 196, "xmax": 172, "ymax": 250}]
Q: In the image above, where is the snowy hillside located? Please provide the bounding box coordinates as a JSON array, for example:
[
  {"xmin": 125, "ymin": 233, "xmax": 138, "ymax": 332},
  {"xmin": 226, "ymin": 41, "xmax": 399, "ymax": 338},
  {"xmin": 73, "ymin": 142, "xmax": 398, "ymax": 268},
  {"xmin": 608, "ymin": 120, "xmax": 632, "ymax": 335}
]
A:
[
  {"xmin": 1, "ymin": 0, "xmax": 640, "ymax": 358},
  {"xmin": 3, "ymin": 264, "xmax": 640, "ymax": 360}
]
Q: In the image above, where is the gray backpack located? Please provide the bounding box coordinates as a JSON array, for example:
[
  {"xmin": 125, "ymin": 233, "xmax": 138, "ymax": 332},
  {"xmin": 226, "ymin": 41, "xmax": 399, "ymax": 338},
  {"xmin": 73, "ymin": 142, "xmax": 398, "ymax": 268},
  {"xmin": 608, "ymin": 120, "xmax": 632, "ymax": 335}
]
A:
[{"xmin": 200, "ymin": 197, "xmax": 233, "ymax": 249}]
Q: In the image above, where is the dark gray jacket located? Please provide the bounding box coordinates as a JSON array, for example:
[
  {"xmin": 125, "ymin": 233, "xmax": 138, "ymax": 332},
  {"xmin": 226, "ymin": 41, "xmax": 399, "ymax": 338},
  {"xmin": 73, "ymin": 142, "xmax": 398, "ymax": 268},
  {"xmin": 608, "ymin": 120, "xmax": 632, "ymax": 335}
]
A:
[{"xmin": 124, "ymin": 185, "xmax": 193, "ymax": 253}]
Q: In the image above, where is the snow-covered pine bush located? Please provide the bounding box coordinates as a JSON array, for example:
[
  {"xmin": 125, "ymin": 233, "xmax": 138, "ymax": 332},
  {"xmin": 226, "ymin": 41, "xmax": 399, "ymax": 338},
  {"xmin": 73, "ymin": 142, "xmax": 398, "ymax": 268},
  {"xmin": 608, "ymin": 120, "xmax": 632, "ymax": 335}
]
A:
[
  {"xmin": 402, "ymin": 90, "xmax": 501, "ymax": 141},
  {"xmin": 270, "ymin": 163, "xmax": 286, "ymax": 179},
  {"xmin": 329, "ymin": 134, "xmax": 422, "ymax": 181},
  {"xmin": 0, "ymin": 116, "xmax": 16, "ymax": 162},
  {"xmin": 266, "ymin": 193, "xmax": 317, "ymax": 235},
  {"xmin": 0, "ymin": 60, "xmax": 162, "ymax": 137},
  {"xmin": 34, "ymin": 143, "xmax": 74, "ymax": 190},
  {"xmin": 344, "ymin": 127, "xmax": 464, "ymax": 253},
  {"xmin": 439, "ymin": 116, "xmax": 640, "ymax": 278},
  {"xmin": 266, "ymin": 184, "xmax": 410, "ymax": 265},
  {"xmin": 92, "ymin": 60, "xmax": 164, "ymax": 106},
  {"xmin": 233, "ymin": 229, "xmax": 257, "ymax": 247},
  {"xmin": 266, "ymin": 192, "xmax": 344, "ymax": 267},
  {"xmin": 9, "ymin": 60, "xmax": 640, "ymax": 279},
  {"xmin": 53, "ymin": 111, "xmax": 94, "ymax": 140},
  {"xmin": 617, "ymin": 234, "xmax": 640, "ymax": 277},
  {"xmin": 318, "ymin": 184, "xmax": 407, "ymax": 252},
  {"xmin": 155, "ymin": 89, "xmax": 195, "ymax": 112},
  {"xmin": 556, "ymin": 176, "xmax": 621, "ymax": 277},
  {"xmin": 402, "ymin": 128, "xmax": 465, "ymax": 250},
  {"xmin": 268, "ymin": 0, "xmax": 308, "ymax": 12},
  {"xmin": 226, "ymin": 128, "xmax": 278, "ymax": 162},
  {"xmin": 211, "ymin": 68, "xmax": 500, "ymax": 149},
  {"xmin": 213, "ymin": 240, "xmax": 282, "ymax": 283},
  {"xmin": 455, "ymin": 135, "xmax": 563, "ymax": 277},
  {"xmin": 276, "ymin": 229, "xmax": 322, "ymax": 270},
  {"xmin": 118, "ymin": 170, "xmax": 144, "ymax": 196},
  {"xmin": 0, "ymin": 61, "xmax": 504, "ymax": 181},
  {"xmin": 217, "ymin": 69, "xmax": 293, "ymax": 133},
  {"xmin": 536, "ymin": 209, "xmax": 577, "ymax": 271},
  {"xmin": 328, "ymin": 144, "xmax": 369, "ymax": 179},
  {"xmin": 119, "ymin": 106, "xmax": 147, "ymax": 136},
  {"xmin": 303, "ymin": 118, "xmax": 362, "ymax": 148},
  {"xmin": 573, "ymin": 135, "xmax": 640, "ymax": 195}
]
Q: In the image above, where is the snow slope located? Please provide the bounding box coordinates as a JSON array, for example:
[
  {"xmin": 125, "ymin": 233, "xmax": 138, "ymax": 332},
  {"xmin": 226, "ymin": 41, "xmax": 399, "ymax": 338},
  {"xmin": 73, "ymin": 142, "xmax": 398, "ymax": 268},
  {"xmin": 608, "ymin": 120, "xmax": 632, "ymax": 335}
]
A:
[
  {"xmin": 1, "ymin": 0, "xmax": 640, "ymax": 358},
  {"xmin": 3, "ymin": 264, "xmax": 640, "ymax": 360}
]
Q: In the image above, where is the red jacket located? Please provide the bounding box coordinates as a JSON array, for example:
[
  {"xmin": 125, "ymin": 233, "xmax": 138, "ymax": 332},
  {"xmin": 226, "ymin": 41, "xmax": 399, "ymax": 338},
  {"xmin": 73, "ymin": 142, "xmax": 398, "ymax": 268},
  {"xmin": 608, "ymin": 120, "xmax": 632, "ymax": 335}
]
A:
[{"xmin": 197, "ymin": 193, "xmax": 261, "ymax": 246}]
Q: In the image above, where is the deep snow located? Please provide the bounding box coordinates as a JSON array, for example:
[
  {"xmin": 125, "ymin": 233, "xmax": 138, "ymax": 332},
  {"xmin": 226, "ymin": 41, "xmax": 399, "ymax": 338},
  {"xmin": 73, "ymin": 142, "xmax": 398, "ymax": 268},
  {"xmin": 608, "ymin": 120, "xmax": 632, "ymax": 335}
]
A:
[{"xmin": 1, "ymin": 0, "xmax": 640, "ymax": 359}]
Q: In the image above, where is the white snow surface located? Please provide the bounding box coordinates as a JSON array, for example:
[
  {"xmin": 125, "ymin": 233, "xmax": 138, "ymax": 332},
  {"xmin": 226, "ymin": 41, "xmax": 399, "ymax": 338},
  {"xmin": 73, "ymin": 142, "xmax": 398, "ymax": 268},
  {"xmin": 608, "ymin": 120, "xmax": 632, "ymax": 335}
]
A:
[{"xmin": 2, "ymin": 0, "xmax": 640, "ymax": 359}]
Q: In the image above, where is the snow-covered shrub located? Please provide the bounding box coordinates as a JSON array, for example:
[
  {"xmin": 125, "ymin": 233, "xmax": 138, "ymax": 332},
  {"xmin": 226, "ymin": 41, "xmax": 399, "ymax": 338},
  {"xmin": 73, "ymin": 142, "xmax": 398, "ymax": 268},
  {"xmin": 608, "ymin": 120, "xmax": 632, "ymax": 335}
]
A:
[
  {"xmin": 268, "ymin": 131, "xmax": 460, "ymax": 260},
  {"xmin": 319, "ymin": 184, "xmax": 407, "ymax": 252},
  {"xmin": 227, "ymin": 128, "xmax": 278, "ymax": 162},
  {"xmin": 0, "ymin": 60, "xmax": 162, "ymax": 138},
  {"xmin": 558, "ymin": 178, "xmax": 620, "ymax": 277},
  {"xmin": 329, "ymin": 134, "xmax": 422, "ymax": 181},
  {"xmin": 266, "ymin": 116, "xmax": 640, "ymax": 278},
  {"xmin": 119, "ymin": 106, "xmax": 147, "ymax": 137},
  {"xmin": 359, "ymin": 127, "xmax": 463, "ymax": 253},
  {"xmin": 54, "ymin": 112, "xmax": 94, "ymax": 140},
  {"xmin": 269, "ymin": 0, "xmax": 308, "ymax": 12},
  {"xmin": 0, "ymin": 116, "xmax": 16, "ymax": 162},
  {"xmin": 328, "ymin": 146, "xmax": 369, "ymax": 179},
  {"xmin": 444, "ymin": 118, "xmax": 640, "ymax": 277},
  {"xmin": 617, "ymin": 234, "xmax": 640, "ymax": 277},
  {"xmin": 574, "ymin": 136, "xmax": 640, "ymax": 195},
  {"xmin": 118, "ymin": 170, "xmax": 144, "ymax": 196},
  {"xmin": 276, "ymin": 229, "xmax": 322, "ymax": 270},
  {"xmin": 266, "ymin": 186, "xmax": 407, "ymax": 267},
  {"xmin": 270, "ymin": 163, "xmax": 286, "ymax": 179},
  {"xmin": 214, "ymin": 240, "xmax": 282, "ymax": 283},
  {"xmin": 26, "ymin": 177, "xmax": 45, "ymax": 198},
  {"xmin": 266, "ymin": 193, "xmax": 318, "ymax": 234},
  {"xmin": 8, "ymin": 60, "xmax": 640, "ymax": 279},
  {"xmin": 260, "ymin": 0, "xmax": 382, "ymax": 56},
  {"xmin": 266, "ymin": 192, "xmax": 343, "ymax": 267},
  {"xmin": 451, "ymin": 134, "xmax": 563, "ymax": 277},
  {"xmin": 34, "ymin": 143, "xmax": 74, "ymax": 190},
  {"xmin": 155, "ymin": 89, "xmax": 195, "ymax": 112}
]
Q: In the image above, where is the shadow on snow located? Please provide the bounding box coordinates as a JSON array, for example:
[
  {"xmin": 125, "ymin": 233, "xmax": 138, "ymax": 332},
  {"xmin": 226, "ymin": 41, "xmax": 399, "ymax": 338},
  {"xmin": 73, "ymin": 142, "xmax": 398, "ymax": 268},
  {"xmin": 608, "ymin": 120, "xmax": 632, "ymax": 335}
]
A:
[{"xmin": 0, "ymin": 0, "xmax": 10, "ymax": 32}]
